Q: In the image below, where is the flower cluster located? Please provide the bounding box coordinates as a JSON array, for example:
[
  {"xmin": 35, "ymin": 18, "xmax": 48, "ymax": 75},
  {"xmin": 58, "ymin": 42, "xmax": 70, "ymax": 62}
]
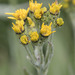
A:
[
  {"xmin": 29, "ymin": 0, "xmax": 47, "ymax": 19},
  {"xmin": 6, "ymin": 1, "xmax": 64, "ymax": 75},
  {"xmin": 6, "ymin": 0, "xmax": 64, "ymax": 45}
]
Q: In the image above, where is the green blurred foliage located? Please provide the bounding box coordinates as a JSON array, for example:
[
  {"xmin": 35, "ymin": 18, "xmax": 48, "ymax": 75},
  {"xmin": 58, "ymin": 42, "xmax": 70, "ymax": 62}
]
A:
[
  {"xmin": 0, "ymin": 0, "xmax": 75, "ymax": 75},
  {"xmin": 0, "ymin": 0, "xmax": 9, "ymax": 4},
  {"xmin": 0, "ymin": 0, "xmax": 28, "ymax": 4},
  {"xmin": 0, "ymin": 19, "xmax": 10, "ymax": 75}
]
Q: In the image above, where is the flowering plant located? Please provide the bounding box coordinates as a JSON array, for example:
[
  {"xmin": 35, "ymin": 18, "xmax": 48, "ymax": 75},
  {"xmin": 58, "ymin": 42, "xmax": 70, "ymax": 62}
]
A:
[{"xmin": 5, "ymin": 0, "xmax": 64, "ymax": 75}]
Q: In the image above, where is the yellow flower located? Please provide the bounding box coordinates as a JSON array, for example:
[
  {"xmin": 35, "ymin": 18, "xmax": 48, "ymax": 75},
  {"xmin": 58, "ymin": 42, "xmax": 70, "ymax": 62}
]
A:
[
  {"xmin": 49, "ymin": 1, "xmax": 62, "ymax": 15},
  {"xmin": 12, "ymin": 20, "xmax": 25, "ymax": 34},
  {"xmin": 57, "ymin": 18, "xmax": 64, "ymax": 26},
  {"xmin": 20, "ymin": 35, "xmax": 30, "ymax": 45},
  {"xmin": 5, "ymin": 8, "xmax": 29, "ymax": 20},
  {"xmin": 41, "ymin": 7, "xmax": 47, "ymax": 14},
  {"xmin": 40, "ymin": 22, "xmax": 56, "ymax": 36},
  {"xmin": 29, "ymin": 0, "xmax": 42, "ymax": 12},
  {"xmin": 34, "ymin": 9, "xmax": 42, "ymax": 19},
  {"xmin": 27, "ymin": 17, "xmax": 35, "ymax": 27},
  {"xmin": 30, "ymin": 32, "xmax": 39, "ymax": 42},
  {"xmin": 72, "ymin": 0, "xmax": 75, "ymax": 5},
  {"xmin": 62, "ymin": 2, "xmax": 69, "ymax": 8},
  {"xmin": 34, "ymin": 7, "xmax": 47, "ymax": 19},
  {"xmin": 16, "ymin": 20, "xmax": 24, "ymax": 25}
]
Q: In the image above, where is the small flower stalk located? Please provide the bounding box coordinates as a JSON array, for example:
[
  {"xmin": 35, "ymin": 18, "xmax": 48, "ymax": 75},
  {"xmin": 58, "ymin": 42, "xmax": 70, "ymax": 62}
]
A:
[{"xmin": 5, "ymin": 0, "xmax": 64, "ymax": 75}]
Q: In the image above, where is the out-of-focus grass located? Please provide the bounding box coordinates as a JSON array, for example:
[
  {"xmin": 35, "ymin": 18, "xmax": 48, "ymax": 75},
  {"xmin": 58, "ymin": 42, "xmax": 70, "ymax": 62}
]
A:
[
  {"xmin": 0, "ymin": 0, "xmax": 75, "ymax": 75},
  {"xmin": 0, "ymin": 19, "xmax": 10, "ymax": 75},
  {"xmin": 0, "ymin": 0, "xmax": 28, "ymax": 4}
]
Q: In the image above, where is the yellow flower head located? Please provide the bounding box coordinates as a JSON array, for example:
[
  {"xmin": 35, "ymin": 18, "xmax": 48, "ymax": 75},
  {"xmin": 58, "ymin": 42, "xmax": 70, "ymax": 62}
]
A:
[
  {"xmin": 27, "ymin": 17, "xmax": 35, "ymax": 27},
  {"xmin": 62, "ymin": 2, "xmax": 69, "ymax": 8},
  {"xmin": 41, "ymin": 7, "xmax": 47, "ymax": 14},
  {"xmin": 20, "ymin": 35, "xmax": 30, "ymax": 45},
  {"xmin": 16, "ymin": 20, "xmax": 24, "ymax": 25},
  {"xmin": 12, "ymin": 20, "xmax": 25, "ymax": 34},
  {"xmin": 30, "ymin": 32, "xmax": 39, "ymax": 42},
  {"xmin": 5, "ymin": 8, "xmax": 29, "ymax": 20},
  {"xmin": 34, "ymin": 7, "xmax": 47, "ymax": 19},
  {"xmin": 34, "ymin": 9, "xmax": 42, "ymax": 19},
  {"xmin": 29, "ymin": 0, "xmax": 42, "ymax": 12},
  {"xmin": 40, "ymin": 22, "xmax": 56, "ymax": 36},
  {"xmin": 57, "ymin": 18, "xmax": 64, "ymax": 26},
  {"xmin": 49, "ymin": 1, "xmax": 62, "ymax": 15},
  {"xmin": 72, "ymin": 0, "xmax": 75, "ymax": 5}
]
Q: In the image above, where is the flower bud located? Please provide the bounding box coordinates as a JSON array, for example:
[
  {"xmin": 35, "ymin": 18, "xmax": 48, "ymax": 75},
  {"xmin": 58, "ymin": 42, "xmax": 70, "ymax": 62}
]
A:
[
  {"xmin": 30, "ymin": 32, "xmax": 39, "ymax": 42},
  {"xmin": 57, "ymin": 18, "xmax": 64, "ymax": 26},
  {"xmin": 29, "ymin": 0, "xmax": 42, "ymax": 12},
  {"xmin": 40, "ymin": 22, "xmax": 56, "ymax": 36},
  {"xmin": 20, "ymin": 35, "xmax": 30, "ymax": 45},
  {"xmin": 49, "ymin": 1, "xmax": 62, "ymax": 15},
  {"xmin": 5, "ymin": 8, "xmax": 29, "ymax": 20},
  {"xmin": 12, "ymin": 20, "xmax": 25, "ymax": 34}
]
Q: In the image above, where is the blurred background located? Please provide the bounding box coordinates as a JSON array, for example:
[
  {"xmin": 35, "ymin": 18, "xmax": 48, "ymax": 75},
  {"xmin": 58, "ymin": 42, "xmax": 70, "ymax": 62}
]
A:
[{"xmin": 0, "ymin": 0, "xmax": 75, "ymax": 75}]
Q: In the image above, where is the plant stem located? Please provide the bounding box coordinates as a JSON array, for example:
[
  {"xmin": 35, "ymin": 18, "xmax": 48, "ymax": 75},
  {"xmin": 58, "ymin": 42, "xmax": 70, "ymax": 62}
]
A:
[
  {"xmin": 25, "ymin": 45, "xmax": 35, "ymax": 64},
  {"xmin": 37, "ymin": 68, "xmax": 47, "ymax": 75}
]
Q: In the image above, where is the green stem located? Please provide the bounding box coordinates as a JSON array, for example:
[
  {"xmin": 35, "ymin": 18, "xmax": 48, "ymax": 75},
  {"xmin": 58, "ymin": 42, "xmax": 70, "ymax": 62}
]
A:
[
  {"xmin": 25, "ymin": 45, "xmax": 35, "ymax": 64},
  {"xmin": 37, "ymin": 68, "xmax": 47, "ymax": 75},
  {"xmin": 45, "ymin": 35, "xmax": 52, "ymax": 63},
  {"xmin": 39, "ymin": 44, "xmax": 44, "ymax": 65}
]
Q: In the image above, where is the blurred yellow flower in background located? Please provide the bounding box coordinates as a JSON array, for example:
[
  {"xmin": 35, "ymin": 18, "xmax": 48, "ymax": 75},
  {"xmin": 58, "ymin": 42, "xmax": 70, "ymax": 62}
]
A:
[
  {"xmin": 64, "ymin": 0, "xmax": 70, "ymax": 2},
  {"xmin": 62, "ymin": 2, "xmax": 69, "ymax": 8},
  {"xmin": 72, "ymin": 0, "xmax": 75, "ymax": 5}
]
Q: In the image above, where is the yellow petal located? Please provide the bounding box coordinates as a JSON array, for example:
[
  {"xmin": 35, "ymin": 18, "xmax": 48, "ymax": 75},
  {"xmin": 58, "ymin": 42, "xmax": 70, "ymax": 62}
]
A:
[{"xmin": 7, "ymin": 17, "xmax": 16, "ymax": 20}]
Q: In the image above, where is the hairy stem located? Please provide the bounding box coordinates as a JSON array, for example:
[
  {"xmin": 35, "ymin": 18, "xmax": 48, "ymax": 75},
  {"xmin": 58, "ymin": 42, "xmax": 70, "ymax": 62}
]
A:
[{"xmin": 37, "ymin": 68, "xmax": 47, "ymax": 75}]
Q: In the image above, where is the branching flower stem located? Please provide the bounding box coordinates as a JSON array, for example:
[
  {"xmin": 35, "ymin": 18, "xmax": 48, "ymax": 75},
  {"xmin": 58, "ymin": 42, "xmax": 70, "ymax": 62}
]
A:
[
  {"xmin": 5, "ymin": 0, "xmax": 64, "ymax": 75},
  {"xmin": 24, "ymin": 45, "xmax": 36, "ymax": 65}
]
